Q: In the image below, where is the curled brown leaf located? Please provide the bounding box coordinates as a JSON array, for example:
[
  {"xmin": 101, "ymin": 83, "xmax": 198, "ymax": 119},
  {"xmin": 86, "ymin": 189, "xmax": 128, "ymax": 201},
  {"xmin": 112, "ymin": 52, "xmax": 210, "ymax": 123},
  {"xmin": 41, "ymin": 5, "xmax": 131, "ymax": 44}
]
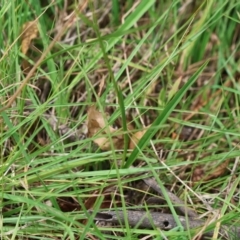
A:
[
  {"xmin": 87, "ymin": 106, "xmax": 124, "ymax": 150},
  {"xmin": 129, "ymin": 129, "xmax": 147, "ymax": 149},
  {"xmin": 87, "ymin": 106, "xmax": 147, "ymax": 151},
  {"xmin": 21, "ymin": 21, "xmax": 38, "ymax": 71},
  {"xmin": 21, "ymin": 21, "xmax": 38, "ymax": 55}
]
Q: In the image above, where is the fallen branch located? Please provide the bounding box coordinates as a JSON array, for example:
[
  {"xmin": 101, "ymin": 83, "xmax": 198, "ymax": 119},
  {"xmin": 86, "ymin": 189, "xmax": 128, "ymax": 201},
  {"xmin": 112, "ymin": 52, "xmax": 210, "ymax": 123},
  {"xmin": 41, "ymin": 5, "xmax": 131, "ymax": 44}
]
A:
[
  {"xmin": 91, "ymin": 210, "xmax": 240, "ymax": 239},
  {"xmin": 93, "ymin": 210, "xmax": 203, "ymax": 230}
]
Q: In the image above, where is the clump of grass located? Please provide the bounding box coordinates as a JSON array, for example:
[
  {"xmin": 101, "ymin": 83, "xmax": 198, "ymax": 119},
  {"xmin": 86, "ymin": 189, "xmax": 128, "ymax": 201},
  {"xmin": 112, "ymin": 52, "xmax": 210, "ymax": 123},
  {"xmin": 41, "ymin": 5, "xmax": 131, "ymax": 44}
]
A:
[{"xmin": 1, "ymin": 0, "xmax": 240, "ymax": 239}]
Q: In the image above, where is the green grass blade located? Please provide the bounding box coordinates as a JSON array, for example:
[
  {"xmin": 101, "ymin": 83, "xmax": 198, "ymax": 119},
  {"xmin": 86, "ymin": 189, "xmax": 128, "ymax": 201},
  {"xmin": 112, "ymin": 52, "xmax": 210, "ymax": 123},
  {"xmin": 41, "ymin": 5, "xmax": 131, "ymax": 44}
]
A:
[
  {"xmin": 67, "ymin": 0, "xmax": 156, "ymax": 93},
  {"xmin": 125, "ymin": 61, "xmax": 209, "ymax": 167}
]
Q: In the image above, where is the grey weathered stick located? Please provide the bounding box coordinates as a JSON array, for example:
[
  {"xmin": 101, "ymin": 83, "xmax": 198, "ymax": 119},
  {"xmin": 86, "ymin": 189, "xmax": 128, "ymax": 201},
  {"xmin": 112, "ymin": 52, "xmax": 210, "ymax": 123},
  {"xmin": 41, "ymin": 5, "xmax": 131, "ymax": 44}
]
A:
[
  {"xmin": 92, "ymin": 210, "xmax": 240, "ymax": 239},
  {"xmin": 143, "ymin": 177, "xmax": 199, "ymax": 218},
  {"xmin": 93, "ymin": 210, "xmax": 203, "ymax": 230}
]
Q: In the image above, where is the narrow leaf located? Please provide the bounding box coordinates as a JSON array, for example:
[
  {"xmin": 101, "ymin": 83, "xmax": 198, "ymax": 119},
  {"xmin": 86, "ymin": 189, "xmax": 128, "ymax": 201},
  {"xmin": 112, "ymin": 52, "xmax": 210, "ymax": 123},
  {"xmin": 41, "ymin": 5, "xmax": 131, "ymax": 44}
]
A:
[{"xmin": 124, "ymin": 61, "xmax": 209, "ymax": 167}]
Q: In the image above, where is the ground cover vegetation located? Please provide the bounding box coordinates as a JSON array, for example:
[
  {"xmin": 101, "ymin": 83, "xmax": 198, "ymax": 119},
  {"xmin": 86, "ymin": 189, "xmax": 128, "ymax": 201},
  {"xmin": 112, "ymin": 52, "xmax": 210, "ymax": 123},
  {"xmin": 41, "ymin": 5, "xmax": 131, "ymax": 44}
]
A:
[{"xmin": 1, "ymin": 0, "xmax": 240, "ymax": 239}]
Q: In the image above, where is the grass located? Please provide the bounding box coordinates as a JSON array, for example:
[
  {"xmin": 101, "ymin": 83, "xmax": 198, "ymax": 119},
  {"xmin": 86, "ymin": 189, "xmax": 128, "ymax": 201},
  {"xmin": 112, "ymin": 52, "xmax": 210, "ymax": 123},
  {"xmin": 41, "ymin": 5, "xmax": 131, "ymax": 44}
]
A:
[{"xmin": 1, "ymin": 0, "xmax": 240, "ymax": 239}]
